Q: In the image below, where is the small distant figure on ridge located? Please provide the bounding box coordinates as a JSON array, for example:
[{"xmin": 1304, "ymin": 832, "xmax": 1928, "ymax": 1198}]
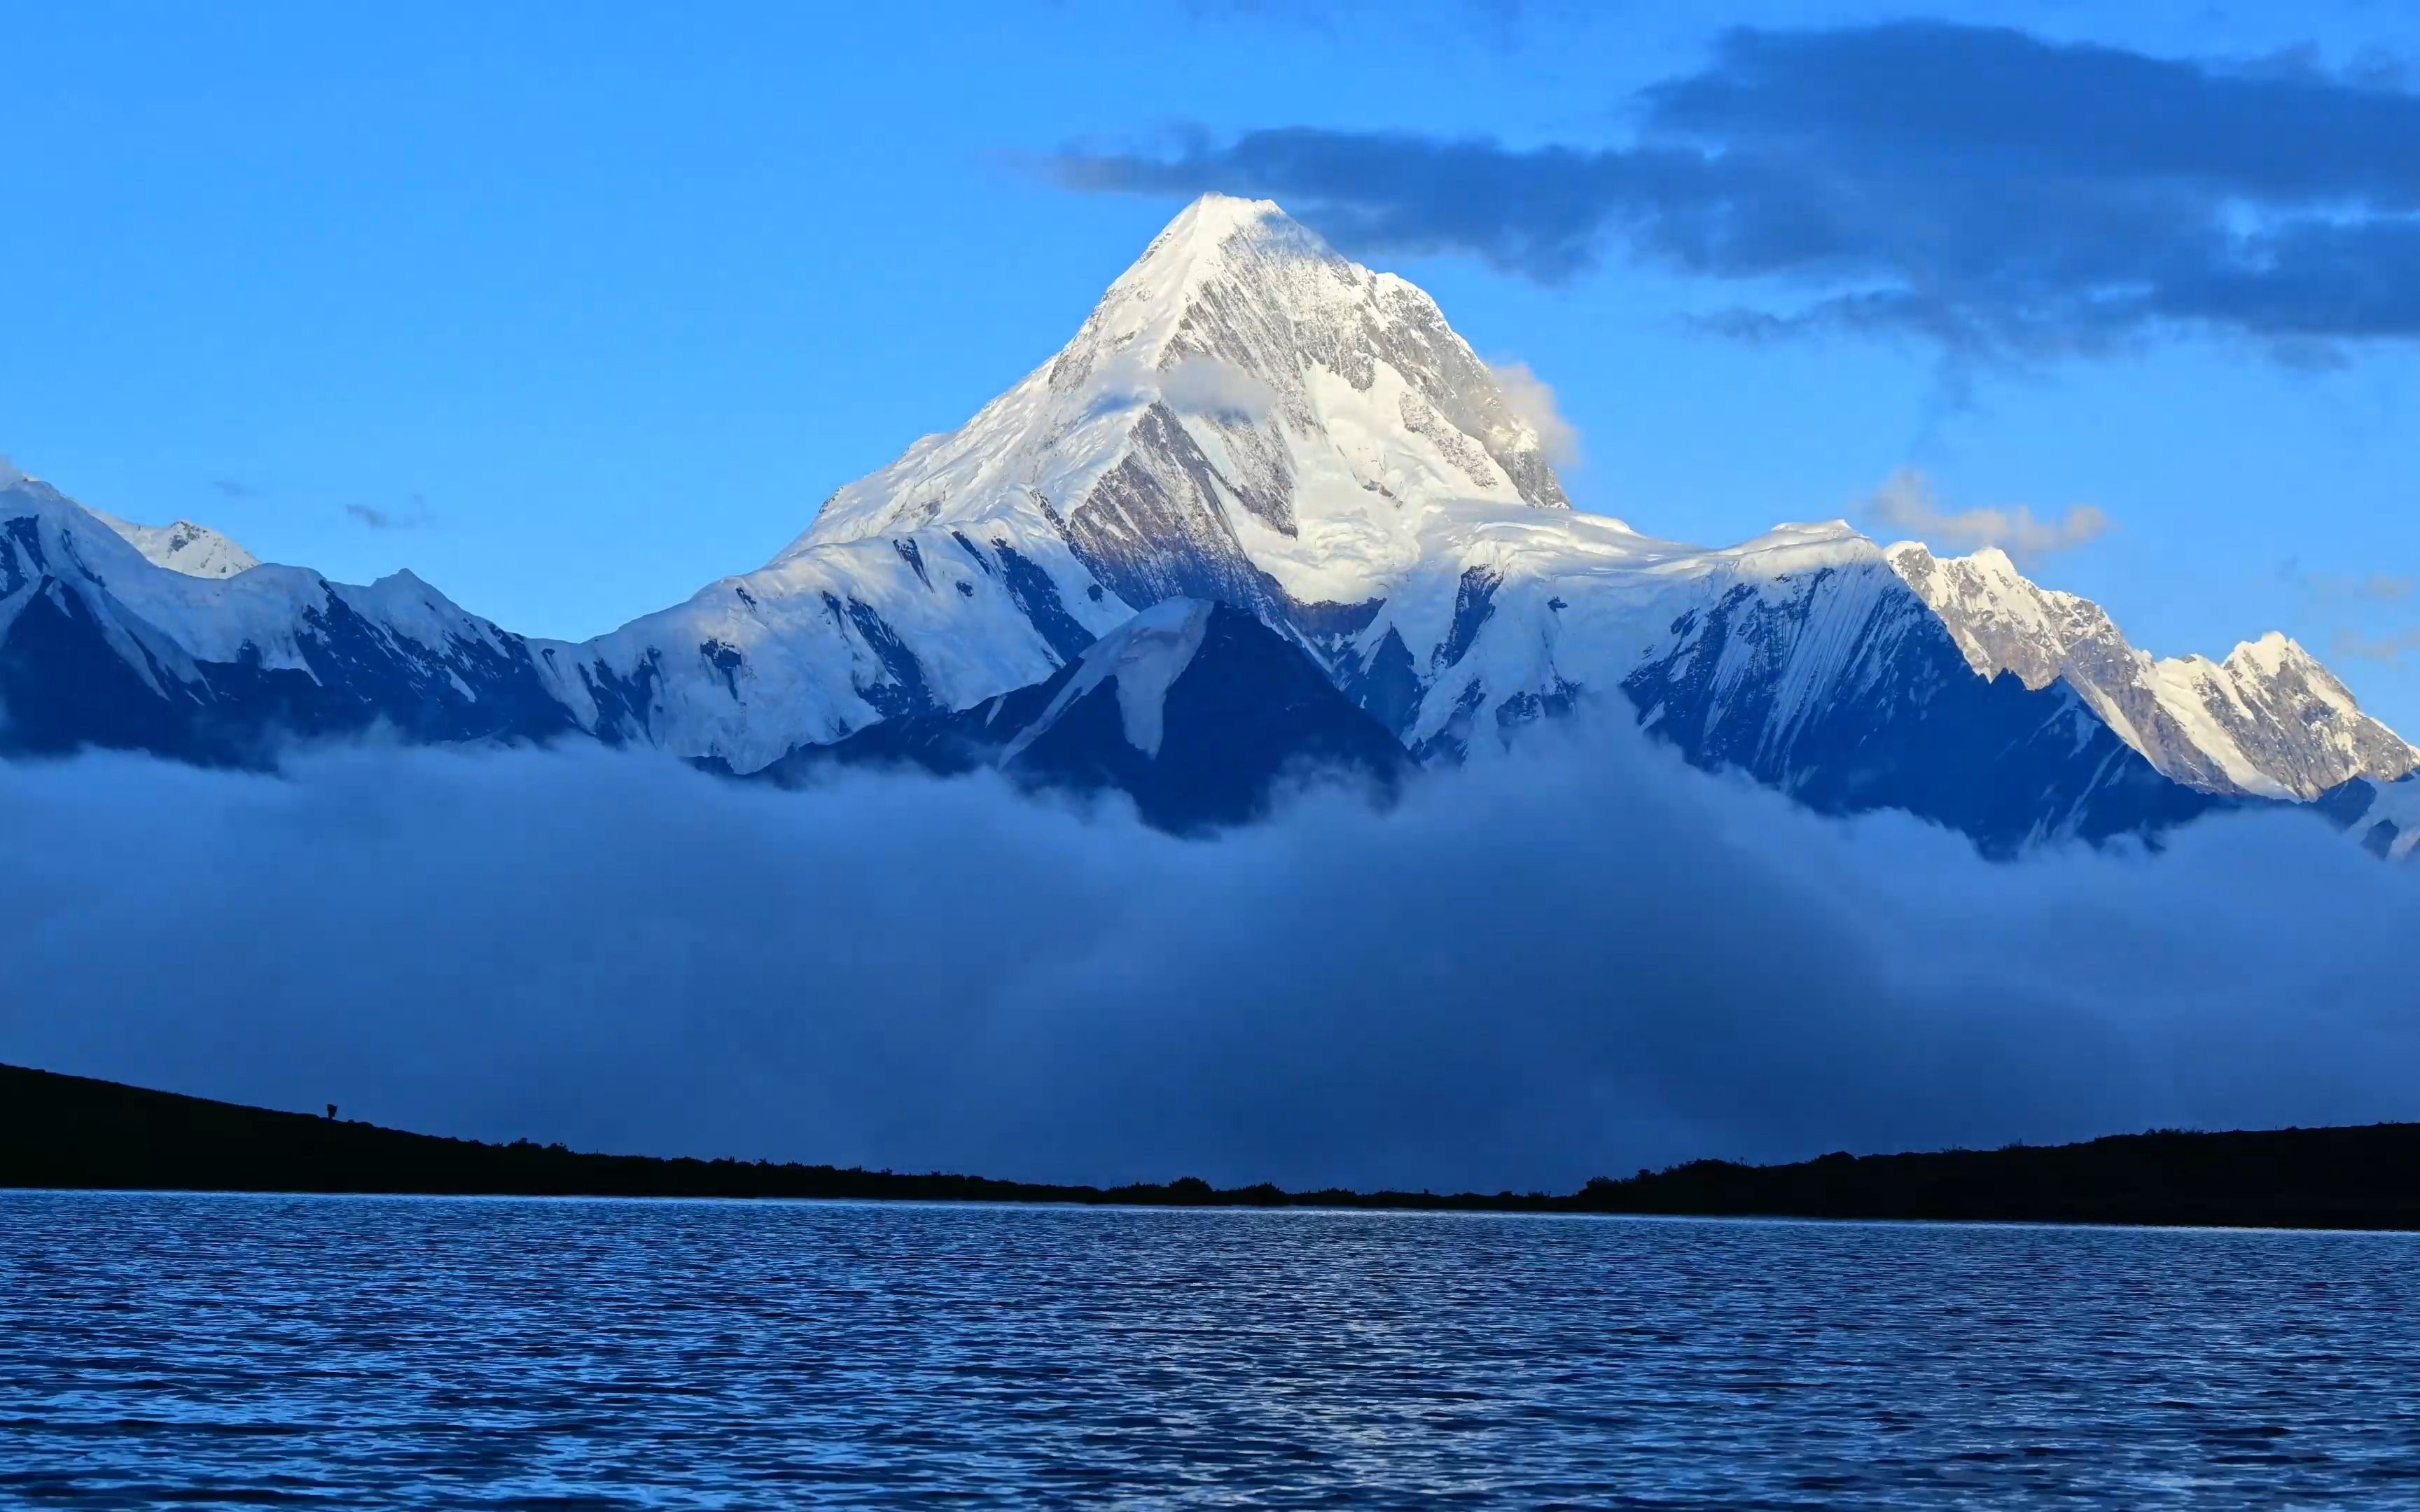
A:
[{"xmin": 326, "ymin": 1104, "xmax": 337, "ymax": 1121}]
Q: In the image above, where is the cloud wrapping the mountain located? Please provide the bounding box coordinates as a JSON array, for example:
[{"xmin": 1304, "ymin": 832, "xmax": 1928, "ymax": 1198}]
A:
[
  {"xmin": 1157, "ymin": 354, "xmax": 1281, "ymax": 423},
  {"xmin": 1053, "ymin": 22, "xmax": 2420, "ymax": 362},
  {"xmin": 1868, "ymin": 468, "xmax": 2112, "ymax": 558},
  {"xmin": 1484, "ymin": 359, "xmax": 1581, "ymax": 467},
  {"xmin": 0, "ymin": 728, "xmax": 2410, "ymax": 1194}
]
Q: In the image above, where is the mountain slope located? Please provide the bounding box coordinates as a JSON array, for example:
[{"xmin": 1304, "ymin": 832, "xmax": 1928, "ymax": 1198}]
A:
[
  {"xmin": 758, "ymin": 598, "xmax": 1408, "ymax": 830},
  {"xmin": 1620, "ymin": 550, "xmax": 2224, "ymax": 851},
  {"xmin": 1889, "ymin": 543, "xmax": 2416, "ymax": 799}
]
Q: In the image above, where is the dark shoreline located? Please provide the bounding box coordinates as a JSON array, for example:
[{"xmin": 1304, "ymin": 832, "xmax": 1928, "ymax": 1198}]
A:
[{"xmin": 9, "ymin": 1062, "xmax": 2420, "ymax": 1231}]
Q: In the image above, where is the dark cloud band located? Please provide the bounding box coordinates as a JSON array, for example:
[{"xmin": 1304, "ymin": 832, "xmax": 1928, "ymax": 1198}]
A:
[{"xmin": 1052, "ymin": 22, "xmax": 2420, "ymax": 361}]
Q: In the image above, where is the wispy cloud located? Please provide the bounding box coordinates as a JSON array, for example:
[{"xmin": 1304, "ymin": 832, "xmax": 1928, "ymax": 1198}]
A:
[
  {"xmin": 1485, "ymin": 358, "xmax": 1582, "ymax": 468},
  {"xmin": 1867, "ymin": 468, "xmax": 2111, "ymax": 559},
  {"xmin": 209, "ymin": 478, "xmax": 260, "ymax": 500},
  {"xmin": 2333, "ymin": 626, "xmax": 2420, "ymax": 664},
  {"xmin": 1052, "ymin": 22, "xmax": 2420, "ymax": 364},
  {"xmin": 1157, "ymin": 354, "xmax": 1281, "ymax": 423},
  {"xmin": 345, "ymin": 496, "xmax": 434, "ymax": 531},
  {"xmin": 0, "ymin": 454, "xmax": 23, "ymax": 488},
  {"xmin": 2304, "ymin": 571, "xmax": 2417, "ymax": 605}
]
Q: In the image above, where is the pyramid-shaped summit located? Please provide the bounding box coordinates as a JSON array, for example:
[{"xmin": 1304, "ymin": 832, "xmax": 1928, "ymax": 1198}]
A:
[
  {"xmin": 548, "ymin": 192, "xmax": 1613, "ymax": 773},
  {"xmin": 1034, "ymin": 191, "xmax": 1566, "ymax": 517},
  {"xmin": 789, "ymin": 193, "xmax": 1570, "ymax": 566}
]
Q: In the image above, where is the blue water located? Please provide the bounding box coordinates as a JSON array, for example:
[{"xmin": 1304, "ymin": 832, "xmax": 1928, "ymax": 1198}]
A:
[{"xmin": 4, "ymin": 1195, "xmax": 2418, "ymax": 1507}]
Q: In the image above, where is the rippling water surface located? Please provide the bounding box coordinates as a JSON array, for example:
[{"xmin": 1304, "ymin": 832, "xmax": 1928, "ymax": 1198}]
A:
[{"xmin": 5, "ymin": 1194, "xmax": 2419, "ymax": 1507}]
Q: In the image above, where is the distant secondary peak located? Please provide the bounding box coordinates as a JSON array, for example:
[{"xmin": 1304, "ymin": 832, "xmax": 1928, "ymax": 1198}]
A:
[{"xmin": 86, "ymin": 507, "xmax": 261, "ymax": 580}]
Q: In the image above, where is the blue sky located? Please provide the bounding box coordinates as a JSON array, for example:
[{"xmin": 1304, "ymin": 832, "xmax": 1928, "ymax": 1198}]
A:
[{"xmin": 6, "ymin": 0, "xmax": 2417, "ymax": 732}]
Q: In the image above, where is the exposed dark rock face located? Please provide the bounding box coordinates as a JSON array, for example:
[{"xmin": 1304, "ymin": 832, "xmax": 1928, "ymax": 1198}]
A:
[{"xmin": 756, "ymin": 601, "xmax": 1407, "ymax": 832}]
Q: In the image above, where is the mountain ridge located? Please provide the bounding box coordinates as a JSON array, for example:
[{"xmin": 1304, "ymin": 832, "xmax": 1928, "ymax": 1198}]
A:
[
  {"xmin": 1, "ymin": 194, "xmax": 2407, "ymax": 853},
  {"xmin": 1888, "ymin": 542, "xmax": 2416, "ymax": 799}
]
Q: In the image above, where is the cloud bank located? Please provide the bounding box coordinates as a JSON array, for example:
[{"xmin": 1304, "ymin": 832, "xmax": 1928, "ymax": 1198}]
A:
[
  {"xmin": 1, "ymin": 724, "xmax": 2411, "ymax": 1194},
  {"xmin": 1053, "ymin": 21, "xmax": 2420, "ymax": 363},
  {"xmin": 1868, "ymin": 468, "xmax": 2113, "ymax": 559}
]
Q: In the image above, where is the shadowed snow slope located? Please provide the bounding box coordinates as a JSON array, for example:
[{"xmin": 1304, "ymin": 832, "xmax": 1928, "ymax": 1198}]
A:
[{"xmin": 1, "ymin": 195, "xmax": 2407, "ymax": 850}]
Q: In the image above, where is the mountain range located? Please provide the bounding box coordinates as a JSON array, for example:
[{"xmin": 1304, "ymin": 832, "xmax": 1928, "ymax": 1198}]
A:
[{"xmin": 2, "ymin": 197, "xmax": 2411, "ymax": 849}]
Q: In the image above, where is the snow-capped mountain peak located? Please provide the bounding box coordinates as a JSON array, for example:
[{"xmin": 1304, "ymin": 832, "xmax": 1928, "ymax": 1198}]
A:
[
  {"xmin": 1059, "ymin": 193, "xmax": 1306, "ymax": 359},
  {"xmin": 780, "ymin": 195, "xmax": 1571, "ymax": 587},
  {"xmin": 548, "ymin": 195, "xmax": 1608, "ymax": 774},
  {"xmin": 2223, "ymin": 630, "xmax": 2308, "ymax": 678},
  {"xmin": 86, "ymin": 508, "xmax": 260, "ymax": 580}
]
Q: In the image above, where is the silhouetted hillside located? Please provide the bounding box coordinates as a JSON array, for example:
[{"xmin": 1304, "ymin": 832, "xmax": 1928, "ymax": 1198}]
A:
[{"xmin": 7, "ymin": 1063, "xmax": 2420, "ymax": 1230}]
